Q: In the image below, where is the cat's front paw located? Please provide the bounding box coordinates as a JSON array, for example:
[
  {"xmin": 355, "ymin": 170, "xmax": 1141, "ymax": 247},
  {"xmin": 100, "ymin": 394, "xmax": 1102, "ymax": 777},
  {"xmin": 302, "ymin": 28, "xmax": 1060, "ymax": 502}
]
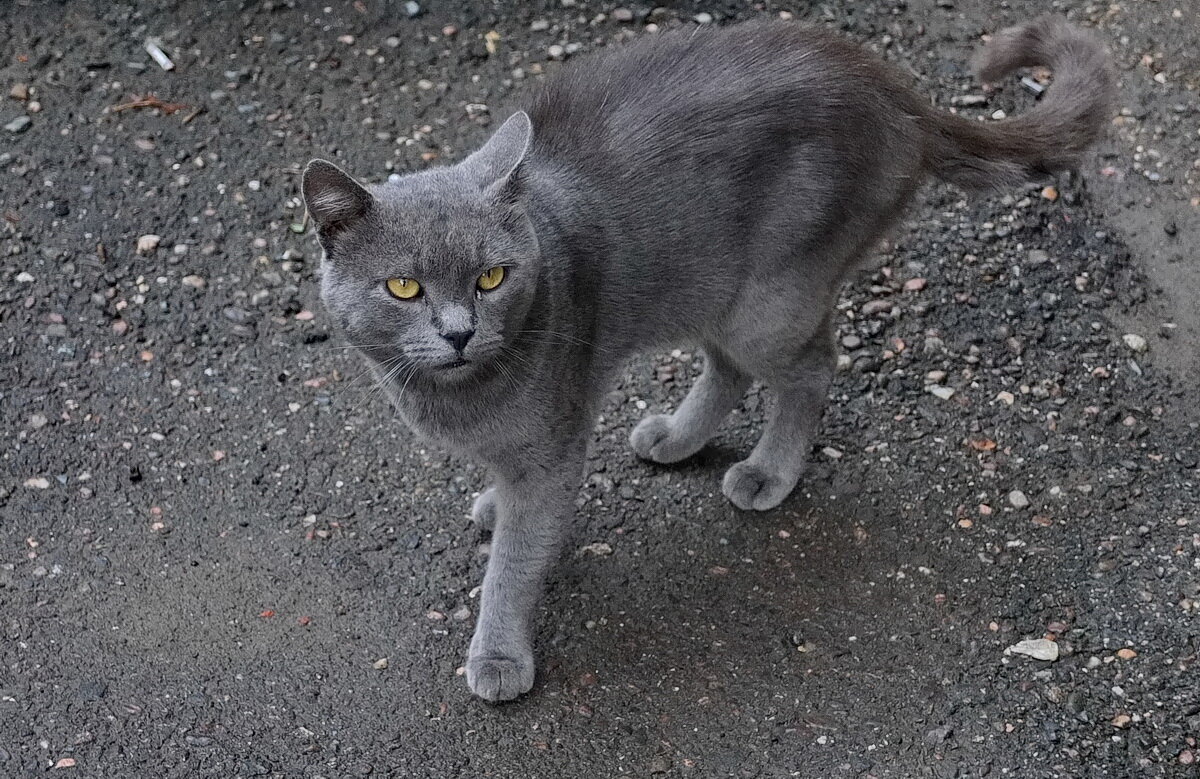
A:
[
  {"xmin": 471, "ymin": 487, "xmax": 499, "ymax": 530},
  {"xmin": 630, "ymin": 414, "xmax": 698, "ymax": 464},
  {"xmin": 466, "ymin": 648, "xmax": 535, "ymax": 702},
  {"xmin": 722, "ymin": 460, "xmax": 799, "ymax": 511}
]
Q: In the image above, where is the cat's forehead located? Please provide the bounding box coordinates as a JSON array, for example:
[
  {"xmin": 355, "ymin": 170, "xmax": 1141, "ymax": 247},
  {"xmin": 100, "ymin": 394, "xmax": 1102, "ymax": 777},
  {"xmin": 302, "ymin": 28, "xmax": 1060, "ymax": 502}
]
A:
[
  {"xmin": 379, "ymin": 170, "xmax": 496, "ymax": 231},
  {"xmin": 338, "ymin": 172, "xmax": 486, "ymax": 269}
]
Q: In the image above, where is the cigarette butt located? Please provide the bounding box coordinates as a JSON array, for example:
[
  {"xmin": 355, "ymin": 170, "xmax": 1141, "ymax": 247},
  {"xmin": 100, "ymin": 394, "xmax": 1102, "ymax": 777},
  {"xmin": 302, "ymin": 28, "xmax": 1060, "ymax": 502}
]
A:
[{"xmin": 145, "ymin": 39, "xmax": 174, "ymax": 71}]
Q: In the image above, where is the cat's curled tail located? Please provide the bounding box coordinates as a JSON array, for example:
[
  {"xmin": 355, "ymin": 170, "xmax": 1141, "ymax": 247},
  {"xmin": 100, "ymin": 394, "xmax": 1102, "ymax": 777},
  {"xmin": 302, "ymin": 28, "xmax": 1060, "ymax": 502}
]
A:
[{"xmin": 921, "ymin": 16, "xmax": 1115, "ymax": 190}]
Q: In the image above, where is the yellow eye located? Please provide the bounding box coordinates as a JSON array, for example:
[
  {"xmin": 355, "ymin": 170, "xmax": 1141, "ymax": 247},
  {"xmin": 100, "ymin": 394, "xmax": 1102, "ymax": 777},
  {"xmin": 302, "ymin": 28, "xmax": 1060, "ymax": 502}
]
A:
[
  {"xmin": 385, "ymin": 278, "xmax": 421, "ymax": 300},
  {"xmin": 477, "ymin": 266, "xmax": 505, "ymax": 292}
]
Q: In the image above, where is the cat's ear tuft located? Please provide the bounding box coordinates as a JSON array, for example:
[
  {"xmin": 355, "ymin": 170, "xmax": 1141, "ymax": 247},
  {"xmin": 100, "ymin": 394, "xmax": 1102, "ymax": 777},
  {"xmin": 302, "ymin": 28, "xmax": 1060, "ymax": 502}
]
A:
[
  {"xmin": 302, "ymin": 159, "xmax": 374, "ymax": 237},
  {"xmin": 461, "ymin": 111, "xmax": 533, "ymax": 194}
]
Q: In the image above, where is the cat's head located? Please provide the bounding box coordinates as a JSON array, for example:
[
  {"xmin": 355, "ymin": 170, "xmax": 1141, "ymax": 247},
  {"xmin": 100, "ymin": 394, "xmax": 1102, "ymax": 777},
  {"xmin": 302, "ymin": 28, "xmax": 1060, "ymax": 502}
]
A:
[{"xmin": 302, "ymin": 112, "xmax": 538, "ymax": 383}]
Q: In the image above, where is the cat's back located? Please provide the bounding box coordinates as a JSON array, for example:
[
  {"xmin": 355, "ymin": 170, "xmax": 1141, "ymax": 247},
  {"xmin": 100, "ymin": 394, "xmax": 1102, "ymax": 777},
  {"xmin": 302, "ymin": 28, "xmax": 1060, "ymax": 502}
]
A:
[{"xmin": 527, "ymin": 21, "xmax": 905, "ymax": 164}]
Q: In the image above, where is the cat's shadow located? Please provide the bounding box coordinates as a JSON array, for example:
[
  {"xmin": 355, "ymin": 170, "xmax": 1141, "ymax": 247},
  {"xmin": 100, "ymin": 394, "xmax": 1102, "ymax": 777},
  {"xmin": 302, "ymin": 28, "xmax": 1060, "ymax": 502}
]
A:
[{"xmin": 520, "ymin": 450, "xmax": 920, "ymax": 708}]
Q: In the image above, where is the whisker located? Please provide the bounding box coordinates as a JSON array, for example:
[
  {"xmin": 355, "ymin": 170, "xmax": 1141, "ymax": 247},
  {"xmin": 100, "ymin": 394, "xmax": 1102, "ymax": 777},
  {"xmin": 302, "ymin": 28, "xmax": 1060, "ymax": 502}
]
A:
[
  {"xmin": 497, "ymin": 344, "xmax": 533, "ymax": 369},
  {"xmin": 343, "ymin": 352, "xmax": 402, "ymax": 394},
  {"xmin": 349, "ymin": 355, "xmax": 414, "ymax": 415},
  {"xmin": 515, "ymin": 329, "xmax": 609, "ymax": 352},
  {"xmin": 309, "ymin": 341, "xmax": 398, "ymax": 353},
  {"xmin": 392, "ymin": 362, "xmax": 421, "ymax": 409},
  {"xmin": 494, "ymin": 357, "xmax": 517, "ymax": 385}
]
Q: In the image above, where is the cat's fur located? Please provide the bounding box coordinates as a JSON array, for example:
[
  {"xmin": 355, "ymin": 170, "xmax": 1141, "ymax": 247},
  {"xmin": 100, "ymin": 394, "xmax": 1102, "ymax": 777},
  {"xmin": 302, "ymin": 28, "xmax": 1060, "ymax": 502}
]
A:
[{"xmin": 302, "ymin": 17, "xmax": 1113, "ymax": 701}]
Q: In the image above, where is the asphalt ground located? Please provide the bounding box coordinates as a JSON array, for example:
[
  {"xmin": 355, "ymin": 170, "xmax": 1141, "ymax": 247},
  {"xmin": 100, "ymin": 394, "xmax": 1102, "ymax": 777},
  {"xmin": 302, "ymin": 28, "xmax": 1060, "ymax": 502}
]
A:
[{"xmin": 1, "ymin": 1, "xmax": 1197, "ymax": 776}]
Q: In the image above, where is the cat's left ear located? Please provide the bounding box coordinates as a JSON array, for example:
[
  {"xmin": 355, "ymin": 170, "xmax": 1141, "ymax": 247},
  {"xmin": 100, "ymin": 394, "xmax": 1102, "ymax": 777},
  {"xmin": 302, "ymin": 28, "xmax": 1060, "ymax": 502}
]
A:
[{"xmin": 460, "ymin": 111, "xmax": 533, "ymax": 199}]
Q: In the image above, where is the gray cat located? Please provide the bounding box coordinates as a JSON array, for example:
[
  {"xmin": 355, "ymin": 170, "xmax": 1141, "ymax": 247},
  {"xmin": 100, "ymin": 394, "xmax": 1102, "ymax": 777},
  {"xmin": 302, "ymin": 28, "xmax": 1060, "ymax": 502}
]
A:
[{"xmin": 302, "ymin": 17, "xmax": 1112, "ymax": 701}]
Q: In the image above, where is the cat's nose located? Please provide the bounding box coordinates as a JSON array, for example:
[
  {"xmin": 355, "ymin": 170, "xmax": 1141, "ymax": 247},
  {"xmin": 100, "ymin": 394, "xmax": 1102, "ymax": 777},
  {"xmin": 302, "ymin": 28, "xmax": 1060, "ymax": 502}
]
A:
[{"xmin": 442, "ymin": 329, "xmax": 474, "ymax": 353}]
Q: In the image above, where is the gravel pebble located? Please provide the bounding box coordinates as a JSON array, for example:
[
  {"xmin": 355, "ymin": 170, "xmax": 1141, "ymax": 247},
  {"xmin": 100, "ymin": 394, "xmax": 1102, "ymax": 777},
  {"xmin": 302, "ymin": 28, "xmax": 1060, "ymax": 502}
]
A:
[
  {"xmin": 4, "ymin": 115, "xmax": 30, "ymax": 133},
  {"xmin": 1121, "ymin": 333, "xmax": 1148, "ymax": 352},
  {"xmin": 927, "ymin": 385, "xmax": 955, "ymax": 400},
  {"xmin": 1006, "ymin": 638, "xmax": 1059, "ymax": 662}
]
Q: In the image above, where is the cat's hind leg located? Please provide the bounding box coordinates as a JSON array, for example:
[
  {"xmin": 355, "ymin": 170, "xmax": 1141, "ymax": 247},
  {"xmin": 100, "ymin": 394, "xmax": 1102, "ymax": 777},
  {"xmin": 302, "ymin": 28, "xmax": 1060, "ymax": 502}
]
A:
[
  {"xmin": 722, "ymin": 322, "xmax": 835, "ymax": 511},
  {"xmin": 630, "ymin": 347, "xmax": 750, "ymax": 464}
]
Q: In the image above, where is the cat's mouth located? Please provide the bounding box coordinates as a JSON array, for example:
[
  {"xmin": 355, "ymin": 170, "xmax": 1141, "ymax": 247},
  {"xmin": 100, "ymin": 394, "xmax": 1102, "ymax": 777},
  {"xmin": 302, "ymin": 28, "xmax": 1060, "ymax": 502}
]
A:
[{"xmin": 436, "ymin": 357, "xmax": 471, "ymax": 370}]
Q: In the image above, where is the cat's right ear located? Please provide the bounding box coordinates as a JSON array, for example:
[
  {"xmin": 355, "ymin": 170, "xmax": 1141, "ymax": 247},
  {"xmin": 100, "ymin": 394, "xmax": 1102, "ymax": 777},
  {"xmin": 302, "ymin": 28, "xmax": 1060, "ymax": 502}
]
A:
[{"xmin": 302, "ymin": 159, "xmax": 374, "ymax": 240}]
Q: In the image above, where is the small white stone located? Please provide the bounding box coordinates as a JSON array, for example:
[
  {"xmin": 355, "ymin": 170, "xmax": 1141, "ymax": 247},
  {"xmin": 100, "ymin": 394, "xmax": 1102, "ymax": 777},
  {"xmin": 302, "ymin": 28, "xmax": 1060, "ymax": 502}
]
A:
[
  {"xmin": 16, "ymin": 271, "xmax": 34, "ymax": 283},
  {"xmin": 1006, "ymin": 638, "xmax": 1059, "ymax": 662},
  {"xmin": 694, "ymin": 12, "xmax": 714, "ymax": 23},
  {"xmin": 136, "ymin": 234, "xmax": 161, "ymax": 254},
  {"xmin": 24, "ymin": 477, "xmax": 51, "ymax": 489},
  {"xmin": 996, "ymin": 391, "xmax": 1015, "ymax": 406},
  {"xmin": 1121, "ymin": 333, "xmax": 1148, "ymax": 353},
  {"xmin": 821, "ymin": 447, "xmax": 843, "ymax": 460},
  {"xmin": 1008, "ymin": 490, "xmax": 1031, "ymax": 509},
  {"xmin": 581, "ymin": 542, "xmax": 613, "ymax": 556},
  {"xmin": 927, "ymin": 385, "xmax": 955, "ymax": 400}
]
